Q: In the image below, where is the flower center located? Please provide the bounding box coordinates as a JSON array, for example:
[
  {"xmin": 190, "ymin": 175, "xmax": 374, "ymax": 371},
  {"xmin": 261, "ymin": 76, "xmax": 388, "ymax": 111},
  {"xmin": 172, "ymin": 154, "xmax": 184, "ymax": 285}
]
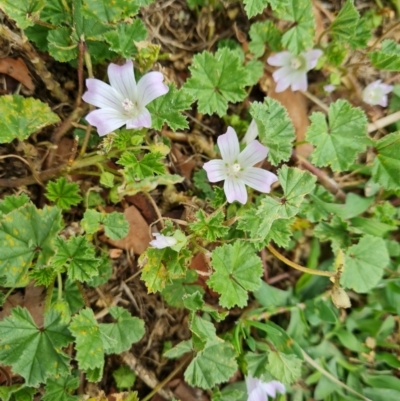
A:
[
  {"xmin": 122, "ymin": 99, "xmax": 137, "ymax": 115},
  {"xmin": 232, "ymin": 163, "xmax": 241, "ymax": 173},
  {"xmin": 366, "ymin": 88, "xmax": 383, "ymax": 104},
  {"xmin": 290, "ymin": 56, "xmax": 305, "ymax": 70}
]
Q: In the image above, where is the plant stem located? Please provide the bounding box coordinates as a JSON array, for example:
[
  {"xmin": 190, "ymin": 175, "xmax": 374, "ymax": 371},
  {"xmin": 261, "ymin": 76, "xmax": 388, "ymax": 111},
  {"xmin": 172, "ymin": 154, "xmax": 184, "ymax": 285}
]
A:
[
  {"xmin": 57, "ymin": 273, "xmax": 63, "ymax": 301},
  {"xmin": 267, "ymin": 244, "xmax": 335, "ymax": 278}
]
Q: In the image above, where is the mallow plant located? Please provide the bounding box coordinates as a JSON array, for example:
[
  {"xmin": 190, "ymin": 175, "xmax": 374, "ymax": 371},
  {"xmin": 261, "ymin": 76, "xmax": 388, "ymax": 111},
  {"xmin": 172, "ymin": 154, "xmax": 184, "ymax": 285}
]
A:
[{"xmin": 0, "ymin": 0, "xmax": 399, "ymax": 400}]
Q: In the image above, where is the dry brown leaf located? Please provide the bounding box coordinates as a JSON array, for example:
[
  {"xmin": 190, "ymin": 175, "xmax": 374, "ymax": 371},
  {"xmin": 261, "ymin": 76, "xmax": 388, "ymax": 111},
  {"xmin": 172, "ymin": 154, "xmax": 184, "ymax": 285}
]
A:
[
  {"xmin": 103, "ymin": 206, "xmax": 151, "ymax": 255},
  {"xmin": 171, "ymin": 145, "xmax": 196, "ymax": 180},
  {"xmin": 0, "ymin": 57, "xmax": 34, "ymax": 91}
]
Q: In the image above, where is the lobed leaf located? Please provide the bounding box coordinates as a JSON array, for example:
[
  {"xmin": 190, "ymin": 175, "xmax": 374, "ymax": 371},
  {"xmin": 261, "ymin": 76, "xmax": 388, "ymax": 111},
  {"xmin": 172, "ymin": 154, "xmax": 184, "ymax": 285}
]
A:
[
  {"xmin": 189, "ymin": 210, "xmax": 229, "ymax": 242},
  {"xmin": 243, "ymin": 0, "xmax": 281, "ymax": 18},
  {"xmin": 330, "ymin": 0, "xmax": 359, "ymax": 42},
  {"xmin": 249, "ymin": 21, "xmax": 282, "ymax": 57},
  {"xmin": 268, "ymin": 351, "xmax": 302, "ymax": 385},
  {"xmin": 0, "ymin": 0, "xmax": 44, "ymax": 28},
  {"xmin": 45, "ymin": 177, "xmax": 82, "ymax": 210},
  {"xmin": 43, "ymin": 376, "xmax": 79, "ymax": 401},
  {"xmin": 369, "ymin": 40, "xmax": 400, "ymax": 71}
]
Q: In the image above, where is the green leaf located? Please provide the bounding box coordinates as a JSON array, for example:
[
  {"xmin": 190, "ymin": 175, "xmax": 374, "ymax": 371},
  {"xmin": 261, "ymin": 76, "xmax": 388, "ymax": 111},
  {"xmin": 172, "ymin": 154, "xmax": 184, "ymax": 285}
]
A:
[
  {"xmin": 0, "ymin": 204, "xmax": 62, "ymax": 287},
  {"xmin": 69, "ymin": 308, "xmax": 105, "ymax": 373},
  {"xmin": 163, "ymin": 339, "xmax": 193, "ymax": 359},
  {"xmin": 86, "ymin": 254, "xmax": 113, "ymax": 287},
  {"xmin": 103, "ymin": 212, "xmax": 129, "ymax": 240},
  {"xmin": 330, "ymin": 0, "xmax": 359, "ymax": 42},
  {"xmin": 268, "ymin": 351, "xmax": 302, "ymax": 385},
  {"xmin": 82, "ymin": 0, "xmax": 140, "ymax": 22},
  {"xmin": 371, "ymin": 132, "xmax": 400, "ymax": 191},
  {"xmin": 53, "ymin": 236, "xmax": 100, "ymax": 282},
  {"xmin": 41, "ymin": 0, "xmax": 72, "ymax": 24},
  {"xmin": 249, "ymin": 21, "xmax": 282, "ymax": 57},
  {"xmin": 277, "ymin": 0, "xmax": 315, "ymax": 54},
  {"xmin": 183, "ymin": 48, "xmax": 248, "ymax": 117},
  {"xmin": 0, "ymin": 193, "xmax": 30, "ymax": 218},
  {"xmin": 104, "ymin": 20, "xmax": 147, "ymax": 58},
  {"xmin": 193, "ymin": 170, "xmax": 215, "ymax": 199},
  {"xmin": 81, "ymin": 209, "xmax": 102, "ymax": 234},
  {"xmin": 369, "ymin": 40, "xmax": 400, "ymax": 71},
  {"xmin": 243, "ymin": 0, "xmax": 281, "ymax": 18},
  {"xmin": 306, "ymin": 100, "xmax": 368, "ymax": 172},
  {"xmin": 0, "ymin": 95, "xmax": 59, "ymax": 144},
  {"xmin": 113, "ymin": 366, "xmax": 136, "ymax": 390},
  {"xmin": 118, "ymin": 152, "xmax": 165, "ymax": 180},
  {"xmin": 190, "ymin": 315, "xmax": 217, "ymax": 343},
  {"xmin": 256, "ymin": 166, "xmax": 316, "ymax": 236},
  {"xmin": 348, "ymin": 16, "xmax": 372, "ymax": 49},
  {"xmin": 147, "ymin": 83, "xmax": 193, "ymax": 131},
  {"xmin": 341, "ymin": 235, "xmax": 390, "ymax": 293},
  {"xmin": 207, "ymin": 242, "xmax": 263, "ymax": 308},
  {"xmin": 189, "ymin": 210, "xmax": 229, "ymax": 242},
  {"xmin": 0, "ymin": 385, "xmax": 35, "ymax": 401},
  {"xmin": 250, "ymin": 99, "xmax": 295, "ymax": 165},
  {"xmin": 0, "ymin": 0, "xmax": 44, "ymax": 28},
  {"xmin": 245, "ymin": 352, "xmax": 270, "ymax": 378},
  {"xmin": 314, "ymin": 216, "xmax": 351, "ymax": 252},
  {"xmin": 121, "ymin": 173, "xmax": 184, "ymax": 196},
  {"xmin": 46, "ymin": 177, "xmax": 82, "ymax": 210},
  {"xmin": 99, "ymin": 306, "xmax": 145, "ymax": 354},
  {"xmin": 43, "ymin": 375, "xmax": 79, "ymax": 401},
  {"xmin": 244, "ymin": 60, "xmax": 264, "ymax": 86},
  {"xmin": 0, "ymin": 308, "xmax": 72, "ymax": 387},
  {"xmin": 47, "ymin": 27, "xmax": 77, "ymax": 62},
  {"xmin": 184, "ymin": 341, "xmax": 238, "ymax": 389}
]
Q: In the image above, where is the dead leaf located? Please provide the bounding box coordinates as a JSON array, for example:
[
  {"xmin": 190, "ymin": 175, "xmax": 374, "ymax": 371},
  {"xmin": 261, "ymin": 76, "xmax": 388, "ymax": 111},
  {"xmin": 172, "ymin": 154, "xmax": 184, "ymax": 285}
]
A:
[
  {"xmin": 0, "ymin": 58, "xmax": 34, "ymax": 91},
  {"xmin": 171, "ymin": 145, "xmax": 196, "ymax": 180},
  {"xmin": 103, "ymin": 206, "xmax": 151, "ymax": 255},
  {"xmin": 109, "ymin": 248, "xmax": 123, "ymax": 259}
]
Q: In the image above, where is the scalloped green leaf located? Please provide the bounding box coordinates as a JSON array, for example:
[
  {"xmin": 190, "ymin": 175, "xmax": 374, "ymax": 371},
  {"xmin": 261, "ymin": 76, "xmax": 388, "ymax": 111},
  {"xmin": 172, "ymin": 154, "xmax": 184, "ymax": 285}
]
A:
[
  {"xmin": 43, "ymin": 375, "xmax": 79, "ymax": 401},
  {"xmin": 306, "ymin": 100, "xmax": 368, "ymax": 172},
  {"xmin": 0, "ymin": 0, "xmax": 44, "ymax": 28},
  {"xmin": 330, "ymin": 0, "xmax": 359, "ymax": 42},
  {"xmin": 0, "ymin": 95, "xmax": 59, "ymax": 144},
  {"xmin": 243, "ymin": 0, "xmax": 281, "ymax": 18},
  {"xmin": 46, "ymin": 177, "xmax": 82, "ymax": 210},
  {"xmin": 369, "ymin": 40, "xmax": 400, "ymax": 71},
  {"xmin": 249, "ymin": 21, "xmax": 282, "ymax": 57}
]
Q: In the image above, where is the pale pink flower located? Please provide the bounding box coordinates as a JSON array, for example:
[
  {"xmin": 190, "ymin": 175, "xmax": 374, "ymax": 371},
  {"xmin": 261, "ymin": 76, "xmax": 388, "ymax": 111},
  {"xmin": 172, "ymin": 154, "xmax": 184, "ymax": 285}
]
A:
[
  {"xmin": 267, "ymin": 49, "xmax": 323, "ymax": 93},
  {"xmin": 323, "ymin": 84, "xmax": 336, "ymax": 93},
  {"xmin": 150, "ymin": 233, "xmax": 177, "ymax": 249},
  {"xmin": 82, "ymin": 60, "xmax": 169, "ymax": 136},
  {"xmin": 362, "ymin": 80, "xmax": 393, "ymax": 107},
  {"xmin": 246, "ymin": 376, "xmax": 285, "ymax": 401},
  {"xmin": 203, "ymin": 127, "xmax": 277, "ymax": 204},
  {"xmin": 242, "ymin": 119, "xmax": 259, "ymax": 145}
]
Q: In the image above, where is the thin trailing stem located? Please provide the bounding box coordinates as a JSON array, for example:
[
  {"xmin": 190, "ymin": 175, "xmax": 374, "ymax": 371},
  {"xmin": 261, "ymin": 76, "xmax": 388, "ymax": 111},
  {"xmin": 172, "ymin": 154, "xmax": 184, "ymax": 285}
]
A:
[
  {"xmin": 143, "ymin": 191, "xmax": 165, "ymax": 229},
  {"xmin": 267, "ymin": 244, "xmax": 335, "ymax": 278},
  {"xmin": 57, "ymin": 273, "xmax": 63, "ymax": 301}
]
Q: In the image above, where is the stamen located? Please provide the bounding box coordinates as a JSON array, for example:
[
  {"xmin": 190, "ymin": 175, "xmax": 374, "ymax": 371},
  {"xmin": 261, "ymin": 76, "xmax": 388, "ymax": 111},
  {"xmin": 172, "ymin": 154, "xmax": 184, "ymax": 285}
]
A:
[
  {"xmin": 290, "ymin": 56, "xmax": 304, "ymax": 70},
  {"xmin": 232, "ymin": 163, "xmax": 241, "ymax": 173},
  {"xmin": 122, "ymin": 99, "xmax": 136, "ymax": 114}
]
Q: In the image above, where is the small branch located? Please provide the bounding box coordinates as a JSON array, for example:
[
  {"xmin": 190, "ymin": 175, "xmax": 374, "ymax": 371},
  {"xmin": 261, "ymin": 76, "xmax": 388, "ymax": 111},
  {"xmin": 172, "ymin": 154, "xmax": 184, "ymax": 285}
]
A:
[
  {"xmin": 267, "ymin": 244, "xmax": 335, "ymax": 278},
  {"xmin": 292, "ymin": 152, "xmax": 346, "ymax": 201},
  {"xmin": 143, "ymin": 191, "xmax": 164, "ymax": 229},
  {"xmin": 301, "ymin": 90, "xmax": 329, "ymax": 112},
  {"xmin": 367, "ymin": 110, "xmax": 400, "ymax": 133}
]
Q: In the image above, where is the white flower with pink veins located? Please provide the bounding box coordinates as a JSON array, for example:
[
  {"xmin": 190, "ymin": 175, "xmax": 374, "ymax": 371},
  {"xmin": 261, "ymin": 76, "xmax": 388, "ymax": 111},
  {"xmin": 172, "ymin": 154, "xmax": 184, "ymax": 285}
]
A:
[
  {"xmin": 267, "ymin": 49, "xmax": 323, "ymax": 93},
  {"xmin": 203, "ymin": 127, "xmax": 278, "ymax": 204},
  {"xmin": 82, "ymin": 60, "xmax": 169, "ymax": 136},
  {"xmin": 246, "ymin": 376, "xmax": 285, "ymax": 401},
  {"xmin": 362, "ymin": 80, "xmax": 393, "ymax": 107},
  {"xmin": 149, "ymin": 233, "xmax": 177, "ymax": 249}
]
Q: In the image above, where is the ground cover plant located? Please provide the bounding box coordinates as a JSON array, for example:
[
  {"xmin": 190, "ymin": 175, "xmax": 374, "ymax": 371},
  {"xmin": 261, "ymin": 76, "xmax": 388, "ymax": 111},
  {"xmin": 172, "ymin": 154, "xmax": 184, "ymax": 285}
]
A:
[{"xmin": 0, "ymin": 0, "xmax": 400, "ymax": 400}]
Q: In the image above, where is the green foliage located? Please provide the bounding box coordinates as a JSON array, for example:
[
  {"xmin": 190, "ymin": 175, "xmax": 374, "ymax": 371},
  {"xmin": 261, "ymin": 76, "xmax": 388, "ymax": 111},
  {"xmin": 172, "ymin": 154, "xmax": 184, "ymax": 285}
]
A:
[
  {"xmin": 118, "ymin": 152, "xmax": 165, "ymax": 180},
  {"xmin": 147, "ymin": 83, "xmax": 193, "ymax": 130},
  {"xmin": 330, "ymin": 0, "xmax": 359, "ymax": 42},
  {"xmin": 250, "ymin": 99, "xmax": 295, "ymax": 165},
  {"xmin": 249, "ymin": 21, "xmax": 282, "ymax": 57},
  {"xmin": 276, "ymin": 0, "xmax": 315, "ymax": 54},
  {"xmin": 53, "ymin": 236, "xmax": 100, "ymax": 282},
  {"xmin": 43, "ymin": 375, "xmax": 79, "ymax": 401},
  {"xmin": 113, "ymin": 366, "xmax": 136, "ymax": 390},
  {"xmin": 0, "ymin": 308, "xmax": 73, "ymax": 387},
  {"xmin": 207, "ymin": 242, "xmax": 263, "ymax": 308},
  {"xmin": 341, "ymin": 235, "xmax": 389, "ymax": 293},
  {"xmin": 47, "ymin": 27, "xmax": 76, "ymax": 62},
  {"xmin": 369, "ymin": 40, "xmax": 400, "ymax": 71},
  {"xmin": 189, "ymin": 210, "xmax": 229, "ymax": 241},
  {"xmin": 46, "ymin": 177, "xmax": 82, "ymax": 210},
  {"xmin": 371, "ymin": 132, "xmax": 400, "ymax": 191},
  {"xmin": 184, "ymin": 340, "xmax": 238, "ymax": 389},
  {"xmin": 0, "ymin": 384, "xmax": 35, "ymax": 401},
  {"xmin": 0, "ymin": 95, "xmax": 59, "ymax": 144},
  {"xmin": 0, "ymin": 0, "xmax": 44, "ymax": 28},
  {"xmin": 184, "ymin": 48, "xmax": 248, "ymax": 116},
  {"xmin": 243, "ymin": 0, "xmax": 280, "ymax": 18},
  {"xmin": 306, "ymin": 100, "xmax": 368, "ymax": 172},
  {"xmin": 104, "ymin": 20, "xmax": 147, "ymax": 58},
  {"xmin": 0, "ymin": 193, "xmax": 30, "ymax": 218},
  {"xmin": 0, "ymin": 203, "xmax": 62, "ymax": 287},
  {"xmin": 268, "ymin": 351, "xmax": 302, "ymax": 385},
  {"xmin": 164, "ymin": 339, "xmax": 193, "ymax": 359}
]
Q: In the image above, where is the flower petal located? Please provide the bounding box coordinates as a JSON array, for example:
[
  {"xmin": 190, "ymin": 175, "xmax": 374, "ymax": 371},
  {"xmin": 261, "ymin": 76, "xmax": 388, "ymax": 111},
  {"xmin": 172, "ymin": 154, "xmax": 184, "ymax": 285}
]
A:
[
  {"xmin": 242, "ymin": 119, "xmax": 259, "ymax": 145},
  {"xmin": 245, "ymin": 376, "xmax": 260, "ymax": 394},
  {"xmin": 267, "ymin": 51, "xmax": 292, "ymax": 67},
  {"xmin": 378, "ymin": 96, "xmax": 388, "ymax": 107},
  {"xmin": 290, "ymin": 71, "xmax": 308, "ymax": 92},
  {"xmin": 274, "ymin": 71, "xmax": 294, "ymax": 93},
  {"xmin": 218, "ymin": 127, "xmax": 240, "ymax": 164},
  {"xmin": 108, "ymin": 60, "xmax": 137, "ymax": 100},
  {"xmin": 224, "ymin": 177, "xmax": 247, "ymax": 204},
  {"xmin": 237, "ymin": 140, "xmax": 268, "ymax": 167},
  {"xmin": 150, "ymin": 233, "xmax": 177, "ymax": 249},
  {"xmin": 126, "ymin": 107, "xmax": 152, "ymax": 129},
  {"xmin": 304, "ymin": 49, "xmax": 323, "ymax": 70},
  {"xmin": 85, "ymin": 109, "xmax": 128, "ymax": 136},
  {"xmin": 260, "ymin": 381, "xmax": 286, "ymax": 397},
  {"xmin": 240, "ymin": 167, "xmax": 278, "ymax": 193},
  {"xmin": 82, "ymin": 78, "xmax": 124, "ymax": 110},
  {"xmin": 272, "ymin": 66, "xmax": 293, "ymax": 82},
  {"xmin": 381, "ymin": 83, "xmax": 394, "ymax": 94},
  {"xmin": 248, "ymin": 387, "xmax": 267, "ymax": 401},
  {"xmin": 137, "ymin": 71, "xmax": 169, "ymax": 107},
  {"xmin": 203, "ymin": 160, "xmax": 228, "ymax": 182}
]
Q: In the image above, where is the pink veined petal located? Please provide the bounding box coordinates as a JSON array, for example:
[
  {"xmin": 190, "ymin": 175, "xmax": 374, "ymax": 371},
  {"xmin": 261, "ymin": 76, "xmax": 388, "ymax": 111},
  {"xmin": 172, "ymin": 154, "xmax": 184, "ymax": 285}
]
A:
[
  {"xmin": 85, "ymin": 108, "xmax": 129, "ymax": 136},
  {"xmin": 290, "ymin": 71, "xmax": 308, "ymax": 92},
  {"xmin": 240, "ymin": 167, "xmax": 278, "ymax": 193},
  {"xmin": 304, "ymin": 49, "xmax": 323, "ymax": 70},
  {"xmin": 203, "ymin": 159, "xmax": 228, "ymax": 182},
  {"xmin": 242, "ymin": 119, "xmax": 259, "ymax": 145},
  {"xmin": 82, "ymin": 78, "xmax": 125, "ymax": 111},
  {"xmin": 224, "ymin": 177, "xmax": 247, "ymax": 204},
  {"xmin": 237, "ymin": 140, "xmax": 268, "ymax": 167},
  {"xmin": 260, "ymin": 381, "xmax": 286, "ymax": 397},
  {"xmin": 381, "ymin": 84, "xmax": 394, "ymax": 94},
  {"xmin": 267, "ymin": 51, "xmax": 292, "ymax": 67},
  {"xmin": 218, "ymin": 127, "xmax": 240, "ymax": 164},
  {"xmin": 272, "ymin": 66, "xmax": 293, "ymax": 82},
  {"xmin": 248, "ymin": 387, "xmax": 268, "ymax": 401},
  {"xmin": 378, "ymin": 96, "xmax": 388, "ymax": 107},
  {"xmin": 367, "ymin": 80, "xmax": 381, "ymax": 90},
  {"xmin": 126, "ymin": 107, "xmax": 152, "ymax": 129},
  {"xmin": 108, "ymin": 60, "xmax": 137, "ymax": 101},
  {"xmin": 137, "ymin": 71, "xmax": 169, "ymax": 107},
  {"xmin": 274, "ymin": 72, "xmax": 294, "ymax": 92},
  {"xmin": 245, "ymin": 376, "xmax": 260, "ymax": 394}
]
